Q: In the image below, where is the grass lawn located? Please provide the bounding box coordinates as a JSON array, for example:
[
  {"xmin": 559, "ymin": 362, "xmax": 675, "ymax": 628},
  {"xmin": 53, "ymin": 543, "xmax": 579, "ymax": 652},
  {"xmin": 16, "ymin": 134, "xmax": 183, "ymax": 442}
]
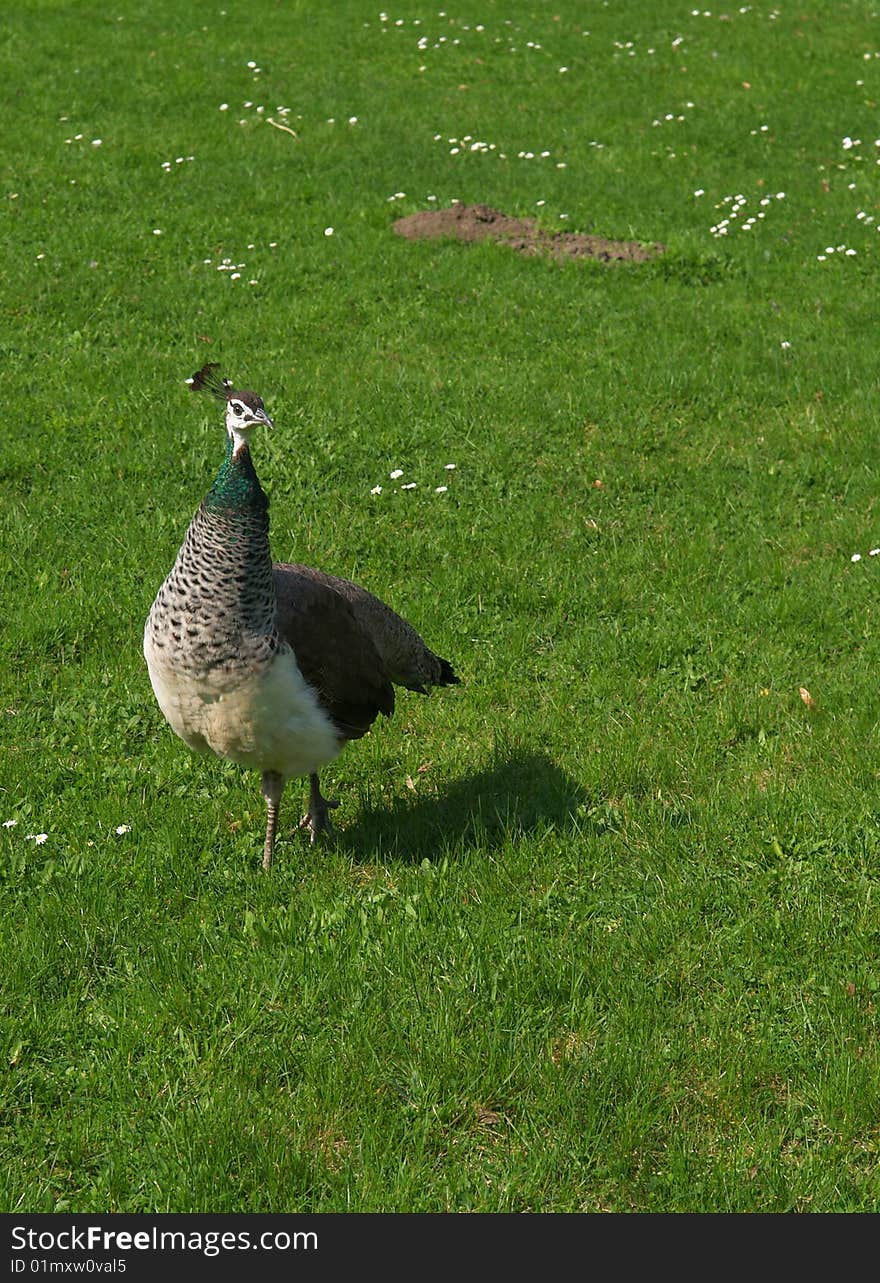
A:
[{"xmin": 2, "ymin": 0, "xmax": 880, "ymax": 1212}]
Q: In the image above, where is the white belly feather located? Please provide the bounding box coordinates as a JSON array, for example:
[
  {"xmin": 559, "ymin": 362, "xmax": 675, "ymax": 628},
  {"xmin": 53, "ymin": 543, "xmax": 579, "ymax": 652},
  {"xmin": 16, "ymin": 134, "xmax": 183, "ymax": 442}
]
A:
[{"xmin": 143, "ymin": 637, "xmax": 341, "ymax": 780}]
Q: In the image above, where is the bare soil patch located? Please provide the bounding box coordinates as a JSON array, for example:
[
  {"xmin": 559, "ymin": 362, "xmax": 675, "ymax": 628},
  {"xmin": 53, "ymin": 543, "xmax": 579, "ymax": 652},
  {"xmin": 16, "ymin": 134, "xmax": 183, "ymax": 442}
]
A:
[{"xmin": 393, "ymin": 203, "xmax": 664, "ymax": 264}]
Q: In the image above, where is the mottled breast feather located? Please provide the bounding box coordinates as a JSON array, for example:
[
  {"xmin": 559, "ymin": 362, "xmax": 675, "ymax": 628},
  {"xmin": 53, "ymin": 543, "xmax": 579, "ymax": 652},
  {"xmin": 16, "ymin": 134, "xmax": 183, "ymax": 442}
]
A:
[{"xmin": 146, "ymin": 499, "xmax": 280, "ymax": 677}]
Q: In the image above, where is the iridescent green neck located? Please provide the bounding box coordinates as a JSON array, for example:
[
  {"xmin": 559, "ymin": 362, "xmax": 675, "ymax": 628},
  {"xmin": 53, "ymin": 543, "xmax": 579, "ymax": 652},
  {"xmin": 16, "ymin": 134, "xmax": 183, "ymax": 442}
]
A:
[{"xmin": 203, "ymin": 438, "xmax": 268, "ymax": 514}]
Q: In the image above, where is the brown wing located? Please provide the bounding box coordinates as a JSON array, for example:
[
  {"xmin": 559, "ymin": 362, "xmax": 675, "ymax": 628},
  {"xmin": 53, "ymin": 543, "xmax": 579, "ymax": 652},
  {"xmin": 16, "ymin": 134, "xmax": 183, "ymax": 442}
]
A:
[
  {"xmin": 276, "ymin": 563, "xmax": 460, "ymax": 693},
  {"xmin": 273, "ymin": 565, "xmax": 395, "ymax": 741}
]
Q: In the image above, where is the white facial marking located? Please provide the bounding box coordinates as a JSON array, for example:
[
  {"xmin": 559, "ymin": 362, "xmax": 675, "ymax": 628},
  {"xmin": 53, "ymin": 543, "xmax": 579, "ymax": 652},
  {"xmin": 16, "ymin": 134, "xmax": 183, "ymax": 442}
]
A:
[{"xmin": 225, "ymin": 396, "xmax": 272, "ymax": 454}]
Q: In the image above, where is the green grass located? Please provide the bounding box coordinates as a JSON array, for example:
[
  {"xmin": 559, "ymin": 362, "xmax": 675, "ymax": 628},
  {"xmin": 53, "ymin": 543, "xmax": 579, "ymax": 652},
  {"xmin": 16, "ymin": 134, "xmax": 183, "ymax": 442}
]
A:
[{"xmin": 3, "ymin": 0, "xmax": 880, "ymax": 1212}]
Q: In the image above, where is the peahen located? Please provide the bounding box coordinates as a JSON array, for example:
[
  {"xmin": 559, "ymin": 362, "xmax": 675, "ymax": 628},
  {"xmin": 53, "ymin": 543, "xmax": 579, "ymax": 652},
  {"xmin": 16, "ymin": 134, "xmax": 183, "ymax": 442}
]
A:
[{"xmin": 144, "ymin": 363, "xmax": 459, "ymax": 868}]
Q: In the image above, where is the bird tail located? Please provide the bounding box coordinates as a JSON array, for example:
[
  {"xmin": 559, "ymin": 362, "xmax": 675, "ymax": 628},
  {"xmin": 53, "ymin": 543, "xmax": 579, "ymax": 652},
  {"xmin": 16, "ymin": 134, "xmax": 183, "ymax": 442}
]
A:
[{"xmin": 436, "ymin": 657, "xmax": 461, "ymax": 686}]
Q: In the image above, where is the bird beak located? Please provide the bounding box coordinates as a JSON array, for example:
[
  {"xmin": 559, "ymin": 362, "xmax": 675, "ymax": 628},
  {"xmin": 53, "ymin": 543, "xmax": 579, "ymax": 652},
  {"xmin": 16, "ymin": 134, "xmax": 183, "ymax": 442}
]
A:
[{"xmin": 256, "ymin": 409, "xmax": 274, "ymax": 429}]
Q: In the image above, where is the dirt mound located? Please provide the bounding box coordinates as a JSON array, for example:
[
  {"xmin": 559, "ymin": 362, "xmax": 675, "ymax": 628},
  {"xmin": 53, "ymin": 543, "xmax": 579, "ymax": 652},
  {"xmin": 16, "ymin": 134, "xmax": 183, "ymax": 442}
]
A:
[{"xmin": 393, "ymin": 203, "xmax": 663, "ymax": 264}]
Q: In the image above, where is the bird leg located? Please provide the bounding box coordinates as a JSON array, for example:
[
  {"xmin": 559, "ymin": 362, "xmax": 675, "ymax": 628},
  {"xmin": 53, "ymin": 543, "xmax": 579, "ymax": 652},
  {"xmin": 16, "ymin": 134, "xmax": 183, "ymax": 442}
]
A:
[
  {"xmin": 299, "ymin": 772, "xmax": 340, "ymax": 845},
  {"xmin": 261, "ymin": 770, "xmax": 286, "ymax": 870}
]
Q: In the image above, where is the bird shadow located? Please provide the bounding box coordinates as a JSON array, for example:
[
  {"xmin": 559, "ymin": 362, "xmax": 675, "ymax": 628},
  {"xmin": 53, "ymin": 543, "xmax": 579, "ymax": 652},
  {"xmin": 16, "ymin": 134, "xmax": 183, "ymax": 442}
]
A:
[{"xmin": 337, "ymin": 750, "xmax": 587, "ymax": 863}]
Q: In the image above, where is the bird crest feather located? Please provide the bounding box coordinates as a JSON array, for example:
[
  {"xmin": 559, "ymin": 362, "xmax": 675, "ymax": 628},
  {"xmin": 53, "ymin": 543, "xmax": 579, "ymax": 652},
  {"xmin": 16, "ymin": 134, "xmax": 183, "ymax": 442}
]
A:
[{"xmin": 187, "ymin": 362, "xmax": 235, "ymax": 402}]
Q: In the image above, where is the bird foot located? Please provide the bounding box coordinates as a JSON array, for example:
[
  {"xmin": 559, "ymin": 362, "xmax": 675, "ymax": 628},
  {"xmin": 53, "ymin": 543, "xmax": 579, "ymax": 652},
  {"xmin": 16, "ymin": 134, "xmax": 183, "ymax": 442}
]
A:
[{"xmin": 299, "ymin": 795, "xmax": 340, "ymax": 845}]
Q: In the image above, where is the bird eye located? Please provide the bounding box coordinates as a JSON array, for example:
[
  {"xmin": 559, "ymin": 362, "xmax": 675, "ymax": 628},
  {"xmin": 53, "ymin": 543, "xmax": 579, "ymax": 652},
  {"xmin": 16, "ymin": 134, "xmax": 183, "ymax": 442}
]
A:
[{"xmin": 231, "ymin": 401, "xmax": 244, "ymax": 415}]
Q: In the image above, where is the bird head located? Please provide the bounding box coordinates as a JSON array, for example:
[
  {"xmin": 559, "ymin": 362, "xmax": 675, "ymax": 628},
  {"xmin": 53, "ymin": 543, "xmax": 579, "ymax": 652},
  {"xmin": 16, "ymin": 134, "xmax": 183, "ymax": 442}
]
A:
[{"xmin": 187, "ymin": 362, "xmax": 274, "ymax": 454}]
